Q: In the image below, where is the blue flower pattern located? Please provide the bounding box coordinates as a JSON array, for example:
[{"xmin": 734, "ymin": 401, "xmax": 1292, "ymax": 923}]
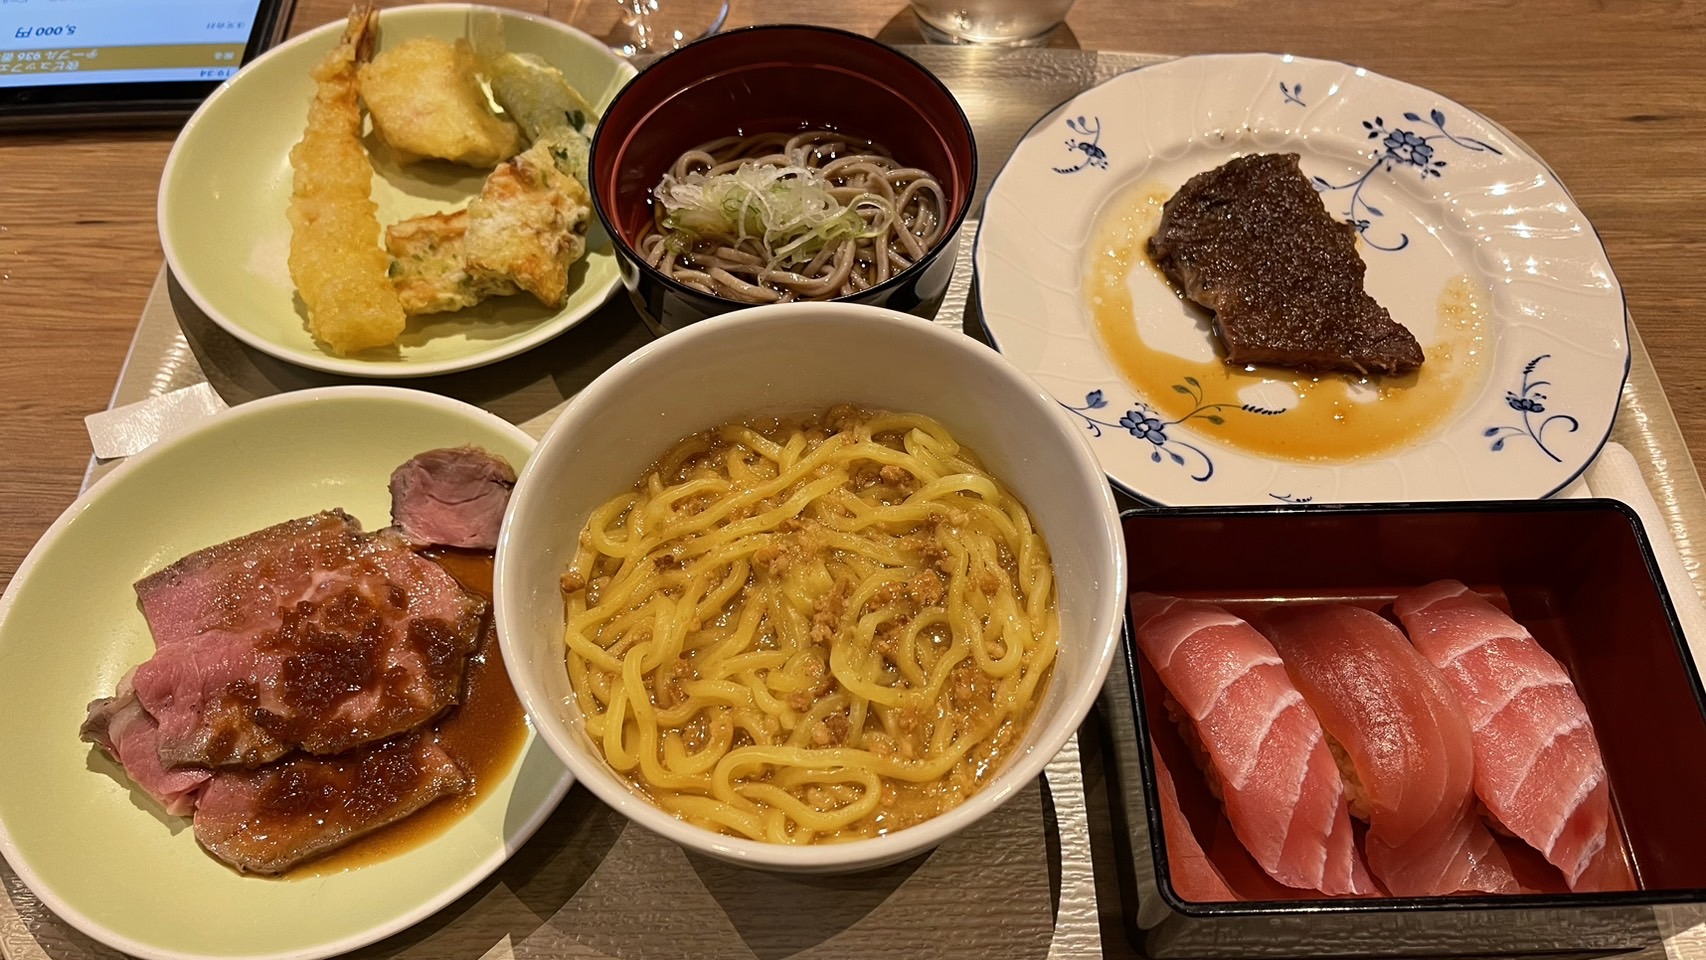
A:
[
  {"xmin": 1298, "ymin": 104, "xmax": 1504, "ymax": 252},
  {"xmin": 1060, "ymin": 381, "xmax": 1284, "ymax": 483},
  {"xmin": 1279, "ymin": 81, "xmax": 1306, "ymax": 107},
  {"xmin": 1053, "ymin": 116, "xmax": 1108, "ymax": 174},
  {"xmin": 1484, "ymin": 355, "xmax": 1579, "ymax": 463},
  {"xmin": 1119, "ymin": 411, "xmax": 1168, "ymax": 445},
  {"xmin": 1383, "ymin": 128, "xmax": 1434, "ymax": 168}
]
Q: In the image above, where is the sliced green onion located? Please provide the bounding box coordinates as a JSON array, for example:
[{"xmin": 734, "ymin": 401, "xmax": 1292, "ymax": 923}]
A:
[{"xmin": 655, "ymin": 163, "xmax": 898, "ymax": 269}]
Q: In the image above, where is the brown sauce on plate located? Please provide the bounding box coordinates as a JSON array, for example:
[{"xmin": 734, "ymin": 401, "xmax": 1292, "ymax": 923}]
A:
[
  {"xmin": 1086, "ymin": 183, "xmax": 1488, "ymax": 463},
  {"xmin": 297, "ymin": 549, "xmax": 527, "ymax": 876}
]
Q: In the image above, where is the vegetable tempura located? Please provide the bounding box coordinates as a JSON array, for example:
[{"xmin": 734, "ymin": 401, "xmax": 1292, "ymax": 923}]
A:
[{"xmin": 358, "ymin": 37, "xmax": 522, "ymax": 168}]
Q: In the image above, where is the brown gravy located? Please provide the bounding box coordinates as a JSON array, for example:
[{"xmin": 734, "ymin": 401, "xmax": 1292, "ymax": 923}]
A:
[
  {"xmin": 1087, "ymin": 183, "xmax": 1488, "ymax": 463},
  {"xmin": 296, "ymin": 549, "xmax": 527, "ymax": 876}
]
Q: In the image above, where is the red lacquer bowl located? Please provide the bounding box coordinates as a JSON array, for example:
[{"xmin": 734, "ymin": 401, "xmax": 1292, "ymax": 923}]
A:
[{"xmin": 589, "ymin": 24, "xmax": 977, "ymax": 333}]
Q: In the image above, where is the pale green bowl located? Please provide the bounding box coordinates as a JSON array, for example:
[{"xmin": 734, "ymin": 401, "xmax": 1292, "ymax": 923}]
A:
[
  {"xmin": 0, "ymin": 387, "xmax": 569, "ymax": 960},
  {"xmin": 158, "ymin": 5, "xmax": 636, "ymax": 377}
]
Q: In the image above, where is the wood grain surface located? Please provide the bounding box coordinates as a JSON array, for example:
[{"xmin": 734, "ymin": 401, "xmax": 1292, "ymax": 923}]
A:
[{"xmin": 2, "ymin": 0, "xmax": 1703, "ymax": 595}]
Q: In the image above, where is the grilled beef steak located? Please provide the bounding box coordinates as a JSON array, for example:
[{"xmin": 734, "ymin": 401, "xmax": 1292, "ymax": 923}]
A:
[
  {"xmin": 389, "ymin": 446, "xmax": 517, "ymax": 551},
  {"xmin": 1147, "ymin": 153, "xmax": 1424, "ymax": 376},
  {"xmin": 127, "ymin": 510, "xmax": 486, "ymax": 769},
  {"xmin": 81, "ymin": 673, "xmax": 212, "ymax": 816},
  {"xmin": 193, "ymin": 732, "xmax": 469, "ymax": 874},
  {"xmin": 82, "ymin": 449, "xmax": 520, "ymax": 874}
]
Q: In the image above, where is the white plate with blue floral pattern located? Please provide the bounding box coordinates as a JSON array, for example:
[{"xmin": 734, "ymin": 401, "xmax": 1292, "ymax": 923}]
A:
[{"xmin": 976, "ymin": 53, "xmax": 1628, "ymax": 505}]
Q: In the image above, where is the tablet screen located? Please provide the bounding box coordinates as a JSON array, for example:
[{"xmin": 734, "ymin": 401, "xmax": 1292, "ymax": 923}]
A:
[
  {"xmin": 0, "ymin": 0, "xmax": 291, "ymax": 126},
  {"xmin": 0, "ymin": 0, "xmax": 264, "ymax": 88}
]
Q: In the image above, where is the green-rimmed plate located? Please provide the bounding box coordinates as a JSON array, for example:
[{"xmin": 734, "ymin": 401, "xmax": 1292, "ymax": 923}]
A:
[
  {"xmin": 159, "ymin": 5, "xmax": 636, "ymax": 378},
  {"xmin": 0, "ymin": 387, "xmax": 569, "ymax": 960}
]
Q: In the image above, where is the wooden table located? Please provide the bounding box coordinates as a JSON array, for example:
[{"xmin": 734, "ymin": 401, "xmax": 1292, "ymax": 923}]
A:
[
  {"xmin": 1, "ymin": 1, "xmax": 1704, "ymax": 588},
  {"xmin": 2, "ymin": 5, "xmax": 1705, "ymax": 959}
]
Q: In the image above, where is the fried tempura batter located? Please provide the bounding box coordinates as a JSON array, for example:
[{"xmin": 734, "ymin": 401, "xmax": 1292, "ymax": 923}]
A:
[
  {"xmin": 287, "ymin": 5, "xmax": 406, "ymax": 355},
  {"xmin": 485, "ymin": 54, "xmax": 594, "ymax": 186},
  {"xmin": 385, "ymin": 209, "xmax": 519, "ymax": 315},
  {"xmin": 358, "ymin": 37, "xmax": 521, "ymax": 168},
  {"xmin": 463, "ymin": 137, "xmax": 592, "ymax": 310},
  {"xmin": 470, "ymin": 11, "xmax": 597, "ymax": 138}
]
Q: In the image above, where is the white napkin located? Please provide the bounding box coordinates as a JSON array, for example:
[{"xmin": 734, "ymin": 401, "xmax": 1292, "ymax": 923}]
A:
[{"xmin": 83, "ymin": 382, "xmax": 228, "ymax": 460}]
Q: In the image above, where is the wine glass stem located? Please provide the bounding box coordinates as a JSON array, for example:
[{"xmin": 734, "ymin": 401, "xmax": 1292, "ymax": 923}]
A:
[{"xmin": 611, "ymin": 0, "xmax": 729, "ymax": 55}]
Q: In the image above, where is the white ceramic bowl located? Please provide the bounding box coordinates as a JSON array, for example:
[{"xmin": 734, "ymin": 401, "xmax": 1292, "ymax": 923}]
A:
[{"xmin": 494, "ymin": 302, "xmax": 1127, "ymax": 872}]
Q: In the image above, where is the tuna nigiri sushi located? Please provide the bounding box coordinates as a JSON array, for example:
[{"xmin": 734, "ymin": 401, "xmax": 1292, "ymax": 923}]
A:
[
  {"xmin": 1256, "ymin": 603, "xmax": 1519, "ymax": 897},
  {"xmin": 1130, "ymin": 594, "xmax": 1377, "ymax": 897},
  {"xmin": 1150, "ymin": 743, "xmax": 1238, "ymax": 903},
  {"xmin": 1393, "ymin": 580, "xmax": 1619, "ymax": 891}
]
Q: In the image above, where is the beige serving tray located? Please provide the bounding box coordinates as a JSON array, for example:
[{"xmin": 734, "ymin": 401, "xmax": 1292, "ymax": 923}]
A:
[{"xmin": 6, "ymin": 47, "xmax": 1706, "ymax": 960}]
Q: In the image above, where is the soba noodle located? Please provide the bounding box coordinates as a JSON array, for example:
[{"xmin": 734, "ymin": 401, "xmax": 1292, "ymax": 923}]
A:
[
  {"xmin": 635, "ymin": 131, "xmax": 949, "ymax": 304},
  {"xmin": 560, "ymin": 406, "xmax": 1057, "ymax": 843}
]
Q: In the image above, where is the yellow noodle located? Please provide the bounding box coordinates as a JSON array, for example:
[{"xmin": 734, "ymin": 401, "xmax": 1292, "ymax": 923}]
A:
[
  {"xmin": 662, "ymin": 711, "xmax": 733, "ymax": 776},
  {"xmin": 660, "ymin": 794, "xmax": 767, "ymax": 840},
  {"xmin": 708, "ymin": 650, "xmax": 792, "ymax": 678},
  {"xmin": 561, "ymin": 407, "xmax": 1056, "ymax": 842}
]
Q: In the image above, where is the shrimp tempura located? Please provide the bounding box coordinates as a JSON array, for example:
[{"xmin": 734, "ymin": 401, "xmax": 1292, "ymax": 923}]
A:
[{"xmin": 286, "ymin": 4, "xmax": 405, "ymax": 355}]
